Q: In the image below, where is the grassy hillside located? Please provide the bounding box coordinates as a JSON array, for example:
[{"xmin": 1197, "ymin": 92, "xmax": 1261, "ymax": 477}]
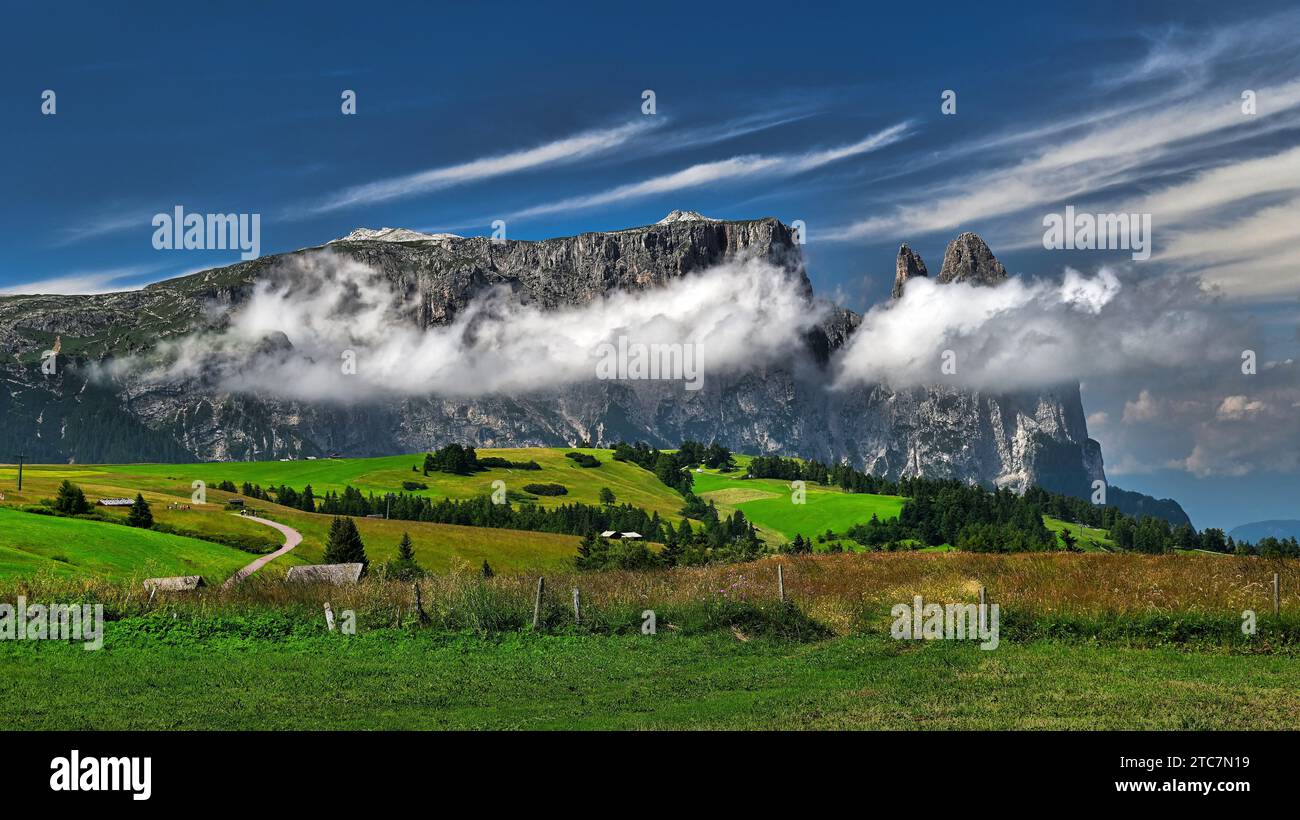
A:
[
  {"xmin": 0, "ymin": 449, "xmax": 1121, "ymax": 580},
  {"xmin": 1044, "ymin": 516, "xmax": 1115, "ymax": 552},
  {"xmin": 0, "ymin": 460, "xmax": 588, "ymax": 579},
  {"xmin": 0, "ymin": 506, "xmax": 253, "ymax": 583},
  {"xmin": 113, "ymin": 447, "xmax": 691, "ymax": 520},
  {"xmin": 692, "ymin": 468, "xmax": 906, "ymax": 543}
]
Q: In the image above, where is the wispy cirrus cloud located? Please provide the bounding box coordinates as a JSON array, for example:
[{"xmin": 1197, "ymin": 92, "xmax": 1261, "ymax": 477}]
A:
[
  {"xmin": 507, "ymin": 122, "xmax": 912, "ymax": 221},
  {"xmin": 53, "ymin": 212, "xmax": 153, "ymax": 247},
  {"xmin": 828, "ymin": 76, "xmax": 1300, "ymax": 244},
  {"xmin": 0, "ymin": 264, "xmax": 163, "ymax": 295},
  {"xmin": 297, "ymin": 121, "xmax": 658, "ymax": 217}
]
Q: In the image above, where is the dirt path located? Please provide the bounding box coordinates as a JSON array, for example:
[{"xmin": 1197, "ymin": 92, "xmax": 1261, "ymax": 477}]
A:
[{"xmin": 222, "ymin": 515, "xmax": 304, "ymax": 588}]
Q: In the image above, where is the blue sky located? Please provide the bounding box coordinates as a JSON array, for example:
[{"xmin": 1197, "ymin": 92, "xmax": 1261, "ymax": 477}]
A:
[{"xmin": 2, "ymin": 0, "xmax": 1298, "ymax": 529}]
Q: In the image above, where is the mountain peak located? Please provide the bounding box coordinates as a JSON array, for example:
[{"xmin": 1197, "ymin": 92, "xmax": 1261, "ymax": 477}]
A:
[
  {"xmin": 331, "ymin": 227, "xmax": 462, "ymax": 244},
  {"xmin": 937, "ymin": 232, "xmax": 1007, "ymax": 286},
  {"xmin": 892, "ymin": 243, "xmax": 929, "ymax": 299},
  {"xmin": 656, "ymin": 210, "xmax": 719, "ymax": 225}
]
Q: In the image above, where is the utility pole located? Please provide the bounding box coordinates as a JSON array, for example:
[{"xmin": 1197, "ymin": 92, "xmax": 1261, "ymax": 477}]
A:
[{"xmin": 14, "ymin": 454, "xmax": 27, "ymax": 492}]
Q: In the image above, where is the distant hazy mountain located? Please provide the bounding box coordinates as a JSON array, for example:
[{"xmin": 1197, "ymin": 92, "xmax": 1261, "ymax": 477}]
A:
[{"xmin": 1229, "ymin": 520, "xmax": 1300, "ymax": 542}]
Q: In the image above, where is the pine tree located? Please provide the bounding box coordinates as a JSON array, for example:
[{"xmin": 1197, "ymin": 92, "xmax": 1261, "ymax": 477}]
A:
[
  {"xmin": 599, "ymin": 487, "xmax": 616, "ymax": 505},
  {"xmin": 384, "ymin": 531, "xmax": 422, "ymax": 579},
  {"xmin": 481, "ymin": 559, "xmax": 494, "ymax": 579},
  {"xmin": 576, "ymin": 531, "xmax": 597, "ymax": 569},
  {"xmin": 126, "ymin": 492, "xmax": 153, "ymax": 528},
  {"xmin": 54, "ymin": 480, "xmax": 90, "ymax": 515},
  {"xmin": 397, "ymin": 531, "xmax": 415, "ymax": 562},
  {"xmin": 1059, "ymin": 527, "xmax": 1077, "ymax": 552},
  {"xmin": 323, "ymin": 516, "xmax": 368, "ymax": 568}
]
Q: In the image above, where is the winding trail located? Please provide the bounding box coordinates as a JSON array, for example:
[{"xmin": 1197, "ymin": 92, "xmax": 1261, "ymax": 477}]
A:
[{"xmin": 222, "ymin": 515, "xmax": 303, "ymax": 588}]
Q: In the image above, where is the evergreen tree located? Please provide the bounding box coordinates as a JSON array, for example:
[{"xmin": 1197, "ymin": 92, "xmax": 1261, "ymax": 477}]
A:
[
  {"xmin": 384, "ymin": 531, "xmax": 421, "ymax": 579},
  {"xmin": 54, "ymin": 480, "xmax": 90, "ymax": 515},
  {"xmin": 323, "ymin": 516, "xmax": 368, "ymax": 568},
  {"xmin": 126, "ymin": 492, "xmax": 153, "ymax": 528},
  {"xmin": 396, "ymin": 532, "xmax": 414, "ymax": 561},
  {"xmin": 599, "ymin": 487, "xmax": 616, "ymax": 505},
  {"xmin": 481, "ymin": 559, "xmax": 494, "ymax": 579},
  {"xmin": 1058, "ymin": 527, "xmax": 1077, "ymax": 552}
]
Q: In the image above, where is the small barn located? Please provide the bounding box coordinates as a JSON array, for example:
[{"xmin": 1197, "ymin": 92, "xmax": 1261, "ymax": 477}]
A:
[
  {"xmin": 286, "ymin": 563, "xmax": 365, "ymax": 585},
  {"xmin": 599, "ymin": 531, "xmax": 643, "ymax": 540},
  {"xmin": 97, "ymin": 497, "xmax": 135, "ymax": 507},
  {"xmin": 143, "ymin": 575, "xmax": 205, "ymax": 593}
]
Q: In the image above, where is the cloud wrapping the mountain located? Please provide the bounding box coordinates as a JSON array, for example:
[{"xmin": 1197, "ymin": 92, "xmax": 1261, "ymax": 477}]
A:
[
  {"xmin": 830, "ymin": 268, "xmax": 1245, "ymax": 391},
  {"xmin": 114, "ymin": 251, "xmax": 824, "ymax": 400}
]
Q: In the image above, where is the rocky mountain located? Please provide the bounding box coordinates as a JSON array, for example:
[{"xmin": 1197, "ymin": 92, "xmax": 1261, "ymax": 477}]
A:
[
  {"xmin": 0, "ymin": 213, "xmax": 1183, "ymax": 519},
  {"xmin": 936, "ymin": 232, "xmax": 1009, "ymax": 285},
  {"xmin": 891, "ymin": 243, "xmax": 928, "ymax": 299}
]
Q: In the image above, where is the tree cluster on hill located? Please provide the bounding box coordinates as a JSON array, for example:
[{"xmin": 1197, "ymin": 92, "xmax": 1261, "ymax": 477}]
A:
[
  {"xmin": 746, "ymin": 454, "xmax": 896, "ymax": 494},
  {"xmin": 420, "ymin": 444, "xmax": 539, "ymax": 476},
  {"xmin": 611, "ymin": 441, "xmax": 694, "ymax": 495},
  {"xmin": 1238, "ymin": 536, "xmax": 1300, "ymax": 557},
  {"xmin": 53, "ymin": 480, "xmax": 90, "ymax": 515},
  {"xmin": 565, "ymin": 452, "xmax": 601, "ymax": 468},
  {"xmin": 523, "ymin": 483, "xmax": 568, "ymax": 496},
  {"xmin": 295, "ymin": 484, "xmax": 670, "ymax": 541},
  {"xmin": 577, "ymin": 508, "xmax": 761, "ymax": 570}
]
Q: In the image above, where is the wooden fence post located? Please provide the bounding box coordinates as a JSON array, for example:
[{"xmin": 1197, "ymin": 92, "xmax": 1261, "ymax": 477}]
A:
[
  {"xmin": 978, "ymin": 586, "xmax": 987, "ymax": 633},
  {"xmin": 532, "ymin": 576, "xmax": 545, "ymax": 629},
  {"xmin": 573, "ymin": 587, "xmax": 581, "ymax": 625},
  {"xmin": 414, "ymin": 581, "xmax": 430, "ymax": 625},
  {"xmin": 1274, "ymin": 572, "xmax": 1281, "ymax": 617},
  {"xmin": 777, "ymin": 565, "xmax": 785, "ymax": 603}
]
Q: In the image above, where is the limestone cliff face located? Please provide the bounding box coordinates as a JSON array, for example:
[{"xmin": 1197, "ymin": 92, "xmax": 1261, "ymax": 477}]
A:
[
  {"xmin": 936, "ymin": 232, "xmax": 1009, "ymax": 285},
  {"xmin": 0, "ymin": 215, "xmax": 1104, "ymax": 497},
  {"xmin": 891, "ymin": 244, "xmax": 928, "ymax": 299}
]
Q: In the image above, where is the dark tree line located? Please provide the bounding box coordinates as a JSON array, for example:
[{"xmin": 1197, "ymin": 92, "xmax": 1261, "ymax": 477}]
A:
[{"xmin": 576, "ymin": 507, "xmax": 761, "ymax": 570}]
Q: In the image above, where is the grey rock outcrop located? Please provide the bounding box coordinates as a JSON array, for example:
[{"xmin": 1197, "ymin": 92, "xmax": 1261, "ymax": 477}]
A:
[
  {"xmin": 937, "ymin": 231, "xmax": 1008, "ymax": 285},
  {"xmin": 891, "ymin": 243, "xmax": 929, "ymax": 299}
]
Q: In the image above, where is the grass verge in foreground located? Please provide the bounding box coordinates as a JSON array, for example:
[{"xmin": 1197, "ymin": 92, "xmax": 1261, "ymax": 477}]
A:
[{"xmin": 2, "ymin": 630, "xmax": 1297, "ymax": 730}]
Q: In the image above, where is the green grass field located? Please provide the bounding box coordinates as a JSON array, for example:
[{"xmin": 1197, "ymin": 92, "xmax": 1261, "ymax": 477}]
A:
[
  {"xmin": 692, "ymin": 469, "xmax": 906, "ymax": 543},
  {"xmin": 2, "ymin": 629, "xmax": 1295, "ymax": 730},
  {"xmin": 0, "ymin": 506, "xmax": 254, "ymax": 583},
  {"xmin": 1044, "ymin": 515, "xmax": 1115, "ymax": 551},
  {"xmin": 0, "ymin": 449, "xmax": 1120, "ymax": 581}
]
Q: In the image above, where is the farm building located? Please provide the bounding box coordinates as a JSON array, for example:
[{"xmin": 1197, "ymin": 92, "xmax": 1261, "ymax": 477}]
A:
[
  {"xmin": 96, "ymin": 498, "xmax": 134, "ymax": 507},
  {"xmin": 599, "ymin": 531, "xmax": 643, "ymax": 540},
  {"xmin": 286, "ymin": 563, "xmax": 365, "ymax": 584}
]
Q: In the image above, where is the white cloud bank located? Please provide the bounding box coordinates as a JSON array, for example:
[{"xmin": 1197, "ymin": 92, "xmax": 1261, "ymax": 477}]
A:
[
  {"xmin": 113, "ymin": 251, "xmax": 824, "ymax": 400},
  {"xmin": 831, "ymin": 268, "xmax": 1242, "ymax": 391}
]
